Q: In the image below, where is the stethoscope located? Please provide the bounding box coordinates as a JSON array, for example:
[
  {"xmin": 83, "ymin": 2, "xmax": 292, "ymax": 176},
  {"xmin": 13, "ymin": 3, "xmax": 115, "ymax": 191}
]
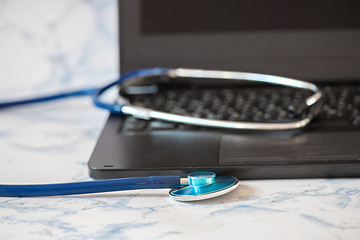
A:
[
  {"xmin": 93, "ymin": 68, "xmax": 322, "ymax": 130},
  {"xmin": 0, "ymin": 68, "xmax": 322, "ymax": 201},
  {"xmin": 0, "ymin": 171, "xmax": 239, "ymax": 201}
]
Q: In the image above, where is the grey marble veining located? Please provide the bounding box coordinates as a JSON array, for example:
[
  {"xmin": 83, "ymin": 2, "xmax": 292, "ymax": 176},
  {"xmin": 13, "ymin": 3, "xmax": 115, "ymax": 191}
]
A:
[{"xmin": 0, "ymin": 1, "xmax": 360, "ymax": 239}]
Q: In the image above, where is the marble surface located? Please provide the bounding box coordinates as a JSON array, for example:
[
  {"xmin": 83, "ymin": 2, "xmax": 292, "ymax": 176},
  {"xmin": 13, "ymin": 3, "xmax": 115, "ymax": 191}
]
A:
[{"xmin": 1, "ymin": 1, "xmax": 360, "ymax": 239}]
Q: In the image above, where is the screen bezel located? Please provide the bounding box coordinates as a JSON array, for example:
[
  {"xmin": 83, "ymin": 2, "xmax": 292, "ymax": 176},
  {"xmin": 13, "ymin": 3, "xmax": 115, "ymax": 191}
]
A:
[{"xmin": 119, "ymin": 0, "xmax": 360, "ymax": 82}]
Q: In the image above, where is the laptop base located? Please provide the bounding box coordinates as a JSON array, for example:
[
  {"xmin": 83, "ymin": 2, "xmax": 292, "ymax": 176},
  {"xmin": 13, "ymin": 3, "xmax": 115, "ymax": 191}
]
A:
[{"xmin": 89, "ymin": 114, "xmax": 360, "ymax": 180}]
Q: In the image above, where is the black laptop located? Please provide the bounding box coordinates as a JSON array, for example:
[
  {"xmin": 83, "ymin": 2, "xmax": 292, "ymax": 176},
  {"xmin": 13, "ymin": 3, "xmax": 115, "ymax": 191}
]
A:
[{"xmin": 89, "ymin": 0, "xmax": 360, "ymax": 180}]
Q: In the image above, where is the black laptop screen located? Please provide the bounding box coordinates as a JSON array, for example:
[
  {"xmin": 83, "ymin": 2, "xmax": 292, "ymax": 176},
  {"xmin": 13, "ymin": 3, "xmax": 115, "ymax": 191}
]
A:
[
  {"xmin": 120, "ymin": 0, "xmax": 360, "ymax": 80},
  {"xmin": 142, "ymin": 0, "xmax": 360, "ymax": 34}
]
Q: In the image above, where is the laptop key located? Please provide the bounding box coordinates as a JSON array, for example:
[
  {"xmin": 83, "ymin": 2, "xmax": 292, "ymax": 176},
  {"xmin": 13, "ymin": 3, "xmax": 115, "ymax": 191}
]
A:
[{"xmin": 352, "ymin": 116, "xmax": 360, "ymax": 125}]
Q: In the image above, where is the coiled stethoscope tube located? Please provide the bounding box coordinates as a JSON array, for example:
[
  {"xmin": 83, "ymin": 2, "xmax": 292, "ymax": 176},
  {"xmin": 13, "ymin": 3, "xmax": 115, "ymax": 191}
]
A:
[
  {"xmin": 93, "ymin": 68, "xmax": 322, "ymax": 130},
  {"xmin": 0, "ymin": 67, "xmax": 322, "ymax": 130}
]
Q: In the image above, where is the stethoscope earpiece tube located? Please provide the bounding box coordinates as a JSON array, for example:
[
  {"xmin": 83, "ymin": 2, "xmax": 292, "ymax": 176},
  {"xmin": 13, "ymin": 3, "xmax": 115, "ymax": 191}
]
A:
[{"xmin": 92, "ymin": 67, "xmax": 322, "ymax": 130}]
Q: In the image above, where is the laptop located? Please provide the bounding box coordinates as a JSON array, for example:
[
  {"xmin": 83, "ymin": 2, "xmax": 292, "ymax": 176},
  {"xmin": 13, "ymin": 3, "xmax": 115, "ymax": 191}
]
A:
[{"xmin": 89, "ymin": 0, "xmax": 360, "ymax": 180}]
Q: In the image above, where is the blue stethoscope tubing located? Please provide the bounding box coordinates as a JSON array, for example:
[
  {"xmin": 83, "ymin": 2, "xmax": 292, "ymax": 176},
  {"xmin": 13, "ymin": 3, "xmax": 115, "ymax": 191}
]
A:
[
  {"xmin": 0, "ymin": 176, "xmax": 180, "ymax": 197},
  {"xmin": 92, "ymin": 68, "xmax": 170, "ymax": 113},
  {"xmin": 0, "ymin": 172, "xmax": 239, "ymax": 201},
  {"xmin": 0, "ymin": 68, "xmax": 241, "ymax": 201},
  {"xmin": 0, "ymin": 68, "xmax": 168, "ymax": 112}
]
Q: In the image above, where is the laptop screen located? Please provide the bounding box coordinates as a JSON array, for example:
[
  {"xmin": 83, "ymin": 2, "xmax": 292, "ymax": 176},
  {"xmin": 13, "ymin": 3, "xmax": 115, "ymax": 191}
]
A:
[
  {"xmin": 119, "ymin": 0, "xmax": 360, "ymax": 81},
  {"xmin": 142, "ymin": 0, "xmax": 360, "ymax": 34}
]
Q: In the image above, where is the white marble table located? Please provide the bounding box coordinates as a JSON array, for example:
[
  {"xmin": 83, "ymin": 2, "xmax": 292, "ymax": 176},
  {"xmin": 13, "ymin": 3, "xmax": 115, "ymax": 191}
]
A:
[{"xmin": 1, "ymin": 1, "xmax": 360, "ymax": 239}]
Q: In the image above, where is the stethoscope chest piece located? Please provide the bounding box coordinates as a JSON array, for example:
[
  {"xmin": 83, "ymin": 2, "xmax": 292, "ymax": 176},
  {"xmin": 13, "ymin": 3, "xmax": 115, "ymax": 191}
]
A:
[{"xmin": 169, "ymin": 172, "xmax": 239, "ymax": 201}]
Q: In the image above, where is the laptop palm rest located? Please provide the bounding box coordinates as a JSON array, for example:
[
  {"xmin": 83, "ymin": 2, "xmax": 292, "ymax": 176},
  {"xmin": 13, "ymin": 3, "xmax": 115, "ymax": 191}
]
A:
[{"xmin": 219, "ymin": 131, "xmax": 360, "ymax": 177}]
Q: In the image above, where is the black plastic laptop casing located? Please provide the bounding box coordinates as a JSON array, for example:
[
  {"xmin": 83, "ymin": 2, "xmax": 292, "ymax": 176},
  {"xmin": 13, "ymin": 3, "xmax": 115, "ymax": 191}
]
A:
[{"xmin": 89, "ymin": 0, "xmax": 360, "ymax": 179}]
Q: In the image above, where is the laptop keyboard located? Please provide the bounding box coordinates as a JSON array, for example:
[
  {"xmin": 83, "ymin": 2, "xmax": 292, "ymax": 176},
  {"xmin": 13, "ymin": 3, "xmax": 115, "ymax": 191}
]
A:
[
  {"xmin": 122, "ymin": 84, "xmax": 360, "ymax": 131},
  {"xmin": 321, "ymin": 86, "xmax": 360, "ymax": 125}
]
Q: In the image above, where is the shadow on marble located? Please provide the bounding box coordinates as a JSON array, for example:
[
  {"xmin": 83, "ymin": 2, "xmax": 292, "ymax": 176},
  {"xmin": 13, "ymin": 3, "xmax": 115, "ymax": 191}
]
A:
[
  {"xmin": 40, "ymin": 183, "xmax": 255, "ymax": 205},
  {"xmin": 179, "ymin": 183, "xmax": 256, "ymax": 205}
]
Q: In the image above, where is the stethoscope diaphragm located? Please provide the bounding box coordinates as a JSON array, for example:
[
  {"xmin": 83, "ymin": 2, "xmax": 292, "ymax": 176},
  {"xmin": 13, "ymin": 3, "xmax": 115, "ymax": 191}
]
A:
[{"xmin": 169, "ymin": 172, "xmax": 239, "ymax": 201}]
